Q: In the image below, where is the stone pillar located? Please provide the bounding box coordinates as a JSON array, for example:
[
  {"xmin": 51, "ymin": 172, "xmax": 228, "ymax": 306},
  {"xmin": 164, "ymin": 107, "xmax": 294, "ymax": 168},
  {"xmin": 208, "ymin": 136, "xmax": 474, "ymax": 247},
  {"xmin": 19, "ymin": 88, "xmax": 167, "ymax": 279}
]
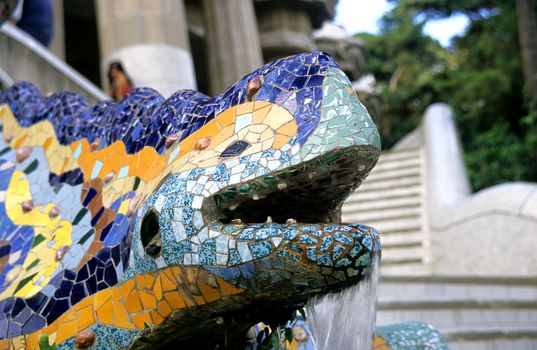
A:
[
  {"xmin": 95, "ymin": 0, "xmax": 196, "ymax": 97},
  {"xmin": 49, "ymin": 0, "xmax": 65, "ymax": 59},
  {"xmin": 254, "ymin": 0, "xmax": 330, "ymax": 62},
  {"xmin": 202, "ymin": 0, "xmax": 263, "ymax": 95},
  {"xmin": 256, "ymin": 6, "xmax": 315, "ymax": 62},
  {"xmin": 313, "ymin": 22, "xmax": 366, "ymax": 81}
]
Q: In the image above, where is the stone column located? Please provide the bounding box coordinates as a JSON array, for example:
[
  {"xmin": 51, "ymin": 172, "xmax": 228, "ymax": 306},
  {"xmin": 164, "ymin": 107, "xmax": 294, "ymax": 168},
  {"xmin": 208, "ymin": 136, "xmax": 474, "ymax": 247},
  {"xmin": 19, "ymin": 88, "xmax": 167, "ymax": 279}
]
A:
[
  {"xmin": 202, "ymin": 0, "xmax": 263, "ymax": 95},
  {"xmin": 254, "ymin": 0, "xmax": 330, "ymax": 62},
  {"xmin": 95, "ymin": 0, "xmax": 196, "ymax": 97}
]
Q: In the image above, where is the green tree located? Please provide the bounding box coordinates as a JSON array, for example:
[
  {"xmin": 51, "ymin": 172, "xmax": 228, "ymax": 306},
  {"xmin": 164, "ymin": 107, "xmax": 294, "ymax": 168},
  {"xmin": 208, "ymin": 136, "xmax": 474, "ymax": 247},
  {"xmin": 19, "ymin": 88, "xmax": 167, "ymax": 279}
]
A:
[
  {"xmin": 359, "ymin": 0, "xmax": 537, "ymax": 190},
  {"xmin": 388, "ymin": 0, "xmax": 500, "ymax": 20},
  {"xmin": 357, "ymin": 8, "xmax": 449, "ymax": 147},
  {"xmin": 392, "ymin": 0, "xmax": 537, "ymax": 105}
]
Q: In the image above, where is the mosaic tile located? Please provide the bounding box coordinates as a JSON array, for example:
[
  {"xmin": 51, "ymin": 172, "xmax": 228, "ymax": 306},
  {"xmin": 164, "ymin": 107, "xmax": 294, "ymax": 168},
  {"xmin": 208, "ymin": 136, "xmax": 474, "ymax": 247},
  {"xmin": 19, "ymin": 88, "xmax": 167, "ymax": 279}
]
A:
[
  {"xmin": 374, "ymin": 322, "xmax": 449, "ymax": 350},
  {"xmin": 0, "ymin": 51, "xmax": 446, "ymax": 349},
  {"xmin": 247, "ymin": 319, "xmax": 449, "ymax": 350}
]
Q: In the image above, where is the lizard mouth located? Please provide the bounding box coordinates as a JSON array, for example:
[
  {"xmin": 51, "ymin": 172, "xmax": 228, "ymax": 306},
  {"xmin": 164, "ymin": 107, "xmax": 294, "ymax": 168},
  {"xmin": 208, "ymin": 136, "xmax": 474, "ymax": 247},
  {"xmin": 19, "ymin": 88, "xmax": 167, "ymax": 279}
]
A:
[
  {"xmin": 206, "ymin": 146, "xmax": 379, "ymax": 226},
  {"xmin": 134, "ymin": 147, "xmax": 381, "ymax": 349}
]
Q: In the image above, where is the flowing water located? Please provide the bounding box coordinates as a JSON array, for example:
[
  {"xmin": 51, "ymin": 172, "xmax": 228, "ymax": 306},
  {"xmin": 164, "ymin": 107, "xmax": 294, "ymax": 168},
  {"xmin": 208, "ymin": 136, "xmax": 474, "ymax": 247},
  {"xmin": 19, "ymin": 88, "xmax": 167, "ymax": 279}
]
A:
[{"xmin": 306, "ymin": 254, "xmax": 380, "ymax": 350}]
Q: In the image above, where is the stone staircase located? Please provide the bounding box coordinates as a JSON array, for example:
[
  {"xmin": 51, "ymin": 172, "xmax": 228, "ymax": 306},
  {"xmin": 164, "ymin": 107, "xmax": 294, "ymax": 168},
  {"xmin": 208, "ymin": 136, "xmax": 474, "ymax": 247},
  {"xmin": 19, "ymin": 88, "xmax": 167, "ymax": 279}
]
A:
[
  {"xmin": 342, "ymin": 147, "xmax": 429, "ymax": 275},
  {"xmin": 343, "ymin": 142, "xmax": 537, "ymax": 349},
  {"xmin": 377, "ymin": 276, "xmax": 537, "ymax": 350},
  {"xmin": 3, "ymin": 23, "xmax": 536, "ymax": 348}
]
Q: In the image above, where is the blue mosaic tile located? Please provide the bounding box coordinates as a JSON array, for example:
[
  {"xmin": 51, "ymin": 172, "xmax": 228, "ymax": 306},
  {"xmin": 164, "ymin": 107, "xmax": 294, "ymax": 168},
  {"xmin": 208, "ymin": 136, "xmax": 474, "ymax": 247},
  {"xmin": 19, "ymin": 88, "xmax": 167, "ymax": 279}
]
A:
[
  {"xmin": 0, "ymin": 50, "xmax": 391, "ymax": 348},
  {"xmin": 249, "ymin": 241, "xmax": 273, "ymax": 258}
]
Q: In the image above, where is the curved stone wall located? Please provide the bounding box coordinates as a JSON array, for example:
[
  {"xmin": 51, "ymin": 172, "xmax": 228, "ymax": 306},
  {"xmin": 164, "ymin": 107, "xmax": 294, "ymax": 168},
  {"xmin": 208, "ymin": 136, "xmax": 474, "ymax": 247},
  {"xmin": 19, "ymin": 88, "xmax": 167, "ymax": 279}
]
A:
[{"xmin": 422, "ymin": 104, "xmax": 537, "ymax": 276}]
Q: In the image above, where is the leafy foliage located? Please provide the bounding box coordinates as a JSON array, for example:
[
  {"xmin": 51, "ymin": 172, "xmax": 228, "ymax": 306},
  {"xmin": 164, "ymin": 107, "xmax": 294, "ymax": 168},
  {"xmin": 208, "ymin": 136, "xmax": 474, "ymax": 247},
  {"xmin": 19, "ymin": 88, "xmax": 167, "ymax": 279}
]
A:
[
  {"xmin": 357, "ymin": 0, "xmax": 537, "ymax": 191},
  {"xmin": 38, "ymin": 334, "xmax": 57, "ymax": 350},
  {"xmin": 387, "ymin": 0, "xmax": 503, "ymax": 20},
  {"xmin": 359, "ymin": 14, "xmax": 448, "ymax": 148},
  {"xmin": 464, "ymin": 122, "xmax": 534, "ymax": 190}
]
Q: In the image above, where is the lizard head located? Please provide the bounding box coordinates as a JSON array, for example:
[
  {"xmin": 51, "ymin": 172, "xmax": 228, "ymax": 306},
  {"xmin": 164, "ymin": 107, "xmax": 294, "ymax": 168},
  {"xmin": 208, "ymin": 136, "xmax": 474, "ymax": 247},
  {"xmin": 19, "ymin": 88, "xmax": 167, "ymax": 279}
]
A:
[{"xmin": 128, "ymin": 52, "xmax": 381, "ymax": 342}]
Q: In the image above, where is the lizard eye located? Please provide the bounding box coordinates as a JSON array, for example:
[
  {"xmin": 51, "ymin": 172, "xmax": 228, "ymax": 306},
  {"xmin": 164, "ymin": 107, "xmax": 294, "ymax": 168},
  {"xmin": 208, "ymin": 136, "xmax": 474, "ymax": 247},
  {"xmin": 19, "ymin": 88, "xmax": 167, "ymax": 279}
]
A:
[{"xmin": 220, "ymin": 140, "xmax": 251, "ymax": 158}]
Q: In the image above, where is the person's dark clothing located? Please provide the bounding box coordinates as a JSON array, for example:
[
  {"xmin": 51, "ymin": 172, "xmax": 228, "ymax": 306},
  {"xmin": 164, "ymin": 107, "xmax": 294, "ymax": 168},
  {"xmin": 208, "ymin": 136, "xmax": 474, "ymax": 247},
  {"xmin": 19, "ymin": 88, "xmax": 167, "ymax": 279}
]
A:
[{"xmin": 17, "ymin": 0, "xmax": 53, "ymax": 47}]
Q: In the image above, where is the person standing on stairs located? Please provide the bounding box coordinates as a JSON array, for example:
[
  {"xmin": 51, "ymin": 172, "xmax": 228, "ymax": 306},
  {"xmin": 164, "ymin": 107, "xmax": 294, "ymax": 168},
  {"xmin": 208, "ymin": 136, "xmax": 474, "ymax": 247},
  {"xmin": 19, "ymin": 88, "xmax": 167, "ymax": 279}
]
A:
[
  {"xmin": 107, "ymin": 61, "xmax": 134, "ymax": 102},
  {"xmin": 15, "ymin": 0, "xmax": 53, "ymax": 47}
]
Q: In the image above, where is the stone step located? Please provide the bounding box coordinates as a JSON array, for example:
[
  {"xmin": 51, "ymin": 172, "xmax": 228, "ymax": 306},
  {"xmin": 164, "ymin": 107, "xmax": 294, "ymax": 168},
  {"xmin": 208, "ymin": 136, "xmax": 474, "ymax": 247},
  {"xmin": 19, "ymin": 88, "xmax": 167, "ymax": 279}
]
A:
[
  {"xmin": 345, "ymin": 147, "xmax": 427, "ymax": 276},
  {"xmin": 380, "ymin": 263, "xmax": 430, "ymax": 276},
  {"xmin": 448, "ymin": 330, "xmax": 537, "ymax": 350},
  {"xmin": 376, "ymin": 148, "xmax": 421, "ymax": 163},
  {"xmin": 379, "ymin": 299, "xmax": 537, "ymax": 310},
  {"xmin": 364, "ymin": 166, "xmax": 420, "ymax": 183},
  {"xmin": 382, "ymin": 245, "xmax": 424, "ymax": 261},
  {"xmin": 371, "ymin": 157, "xmax": 421, "ymax": 174},
  {"xmin": 379, "ymin": 276, "xmax": 537, "ymax": 303},
  {"xmin": 376, "ymin": 305, "xmax": 537, "ymax": 334},
  {"xmin": 377, "ymin": 276, "xmax": 537, "ymax": 342},
  {"xmin": 377, "ymin": 227, "xmax": 425, "ymax": 237},
  {"xmin": 379, "ymin": 238, "xmax": 426, "ymax": 271},
  {"xmin": 345, "ymin": 206, "xmax": 422, "ymax": 224},
  {"xmin": 358, "ymin": 176, "xmax": 422, "ymax": 193},
  {"xmin": 378, "ymin": 231, "xmax": 423, "ymax": 248},
  {"xmin": 342, "ymin": 196, "xmax": 421, "ymax": 213},
  {"xmin": 381, "ymin": 256, "xmax": 424, "ymax": 266},
  {"xmin": 344, "ymin": 185, "xmax": 421, "ymax": 203},
  {"xmin": 350, "ymin": 217, "xmax": 422, "ymax": 234}
]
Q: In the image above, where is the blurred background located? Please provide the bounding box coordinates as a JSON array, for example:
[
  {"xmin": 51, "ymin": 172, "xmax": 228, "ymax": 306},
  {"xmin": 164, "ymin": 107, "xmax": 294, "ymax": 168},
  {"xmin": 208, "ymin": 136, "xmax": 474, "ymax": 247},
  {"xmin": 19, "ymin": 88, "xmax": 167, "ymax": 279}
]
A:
[
  {"xmin": 4, "ymin": 0, "xmax": 536, "ymax": 190},
  {"xmin": 1, "ymin": 1, "xmax": 537, "ymax": 349},
  {"xmin": 343, "ymin": 0, "xmax": 537, "ymax": 192}
]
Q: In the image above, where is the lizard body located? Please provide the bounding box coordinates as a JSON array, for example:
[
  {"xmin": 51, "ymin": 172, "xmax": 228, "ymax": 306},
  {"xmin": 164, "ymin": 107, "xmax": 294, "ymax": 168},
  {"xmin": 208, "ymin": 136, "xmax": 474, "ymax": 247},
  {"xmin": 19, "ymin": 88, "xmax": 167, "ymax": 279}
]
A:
[{"xmin": 0, "ymin": 52, "xmax": 384, "ymax": 349}]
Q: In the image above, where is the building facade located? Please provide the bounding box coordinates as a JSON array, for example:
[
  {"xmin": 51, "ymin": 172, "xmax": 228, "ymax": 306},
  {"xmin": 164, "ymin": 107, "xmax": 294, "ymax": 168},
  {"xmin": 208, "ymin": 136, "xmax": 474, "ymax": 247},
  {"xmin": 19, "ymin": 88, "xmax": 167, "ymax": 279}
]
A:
[{"xmin": 48, "ymin": 0, "xmax": 369, "ymax": 100}]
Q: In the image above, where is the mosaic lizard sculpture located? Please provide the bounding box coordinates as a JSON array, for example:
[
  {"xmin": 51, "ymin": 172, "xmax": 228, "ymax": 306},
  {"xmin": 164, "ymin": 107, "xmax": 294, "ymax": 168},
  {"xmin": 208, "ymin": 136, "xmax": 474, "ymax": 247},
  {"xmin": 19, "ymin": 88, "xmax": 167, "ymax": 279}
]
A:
[{"xmin": 0, "ymin": 51, "xmax": 445, "ymax": 349}]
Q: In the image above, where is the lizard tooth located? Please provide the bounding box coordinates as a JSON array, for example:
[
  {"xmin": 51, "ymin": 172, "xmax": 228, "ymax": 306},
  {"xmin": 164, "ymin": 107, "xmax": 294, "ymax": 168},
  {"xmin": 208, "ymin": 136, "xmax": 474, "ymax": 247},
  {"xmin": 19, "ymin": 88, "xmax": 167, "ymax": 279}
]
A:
[
  {"xmin": 165, "ymin": 133, "xmax": 180, "ymax": 148},
  {"xmin": 195, "ymin": 137, "xmax": 211, "ymax": 151},
  {"xmin": 103, "ymin": 171, "xmax": 115, "ymax": 184},
  {"xmin": 246, "ymin": 77, "xmax": 262, "ymax": 101},
  {"xmin": 277, "ymin": 182, "xmax": 287, "ymax": 190},
  {"xmin": 229, "ymin": 204, "xmax": 238, "ymax": 211},
  {"xmin": 231, "ymin": 218, "xmax": 242, "ymax": 224},
  {"xmin": 21, "ymin": 200, "xmax": 34, "ymax": 213},
  {"xmin": 49, "ymin": 206, "xmax": 61, "ymax": 219},
  {"xmin": 286, "ymin": 218, "xmax": 297, "ymax": 224},
  {"xmin": 90, "ymin": 139, "xmax": 100, "ymax": 151},
  {"xmin": 55, "ymin": 245, "xmax": 70, "ymax": 261},
  {"xmin": 266, "ymin": 216, "xmax": 273, "ymax": 223},
  {"xmin": 75, "ymin": 329, "xmax": 96, "ymax": 349},
  {"xmin": 252, "ymin": 194, "xmax": 260, "ymax": 200},
  {"xmin": 16, "ymin": 146, "xmax": 32, "ymax": 163}
]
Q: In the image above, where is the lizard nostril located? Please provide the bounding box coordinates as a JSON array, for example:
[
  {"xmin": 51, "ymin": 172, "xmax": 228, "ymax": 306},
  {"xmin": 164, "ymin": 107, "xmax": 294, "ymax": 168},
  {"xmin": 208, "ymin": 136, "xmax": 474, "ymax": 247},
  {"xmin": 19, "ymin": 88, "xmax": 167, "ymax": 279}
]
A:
[
  {"xmin": 141, "ymin": 210, "xmax": 162, "ymax": 258},
  {"xmin": 145, "ymin": 243, "xmax": 161, "ymax": 257}
]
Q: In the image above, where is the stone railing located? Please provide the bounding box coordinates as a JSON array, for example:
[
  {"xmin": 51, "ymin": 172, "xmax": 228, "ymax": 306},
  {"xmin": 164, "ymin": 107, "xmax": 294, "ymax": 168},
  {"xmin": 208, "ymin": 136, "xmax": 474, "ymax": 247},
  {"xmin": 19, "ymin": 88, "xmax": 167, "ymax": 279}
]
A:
[
  {"xmin": 0, "ymin": 22, "xmax": 108, "ymax": 102},
  {"xmin": 0, "ymin": 67, "xmax": 14, "ymax": 87},
  {"xmin": 397, "ymin": 103, "xmax": 537, "ymax": 276}
]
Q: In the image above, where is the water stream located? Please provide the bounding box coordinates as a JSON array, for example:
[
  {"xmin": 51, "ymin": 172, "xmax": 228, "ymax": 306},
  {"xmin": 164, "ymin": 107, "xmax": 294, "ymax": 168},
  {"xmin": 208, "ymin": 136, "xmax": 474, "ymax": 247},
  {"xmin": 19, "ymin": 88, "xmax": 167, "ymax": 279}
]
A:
[{"xmin": 306, "ymin": 254, "xmax": 380, "ymax": 350}]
